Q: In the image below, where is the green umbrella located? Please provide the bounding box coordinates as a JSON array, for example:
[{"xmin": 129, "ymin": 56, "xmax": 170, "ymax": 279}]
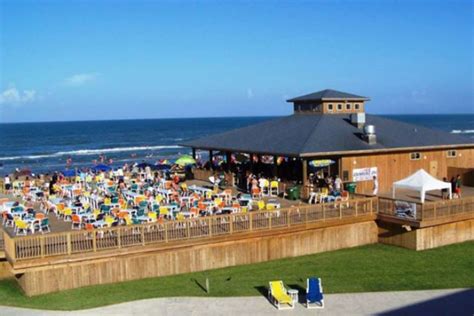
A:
[{"xmin": 175, "ymin": 155, "xmax": 196, "ymax": 166}]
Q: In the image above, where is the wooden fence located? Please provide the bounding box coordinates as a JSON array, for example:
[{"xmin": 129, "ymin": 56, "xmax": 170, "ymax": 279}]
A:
[
  {"xmin": 3, "ymin": 197, "xmax": 375, "ymax": 262},
  {"xmin": 378, "ymin": 196, "xmax": 474, "ymax": 222}
]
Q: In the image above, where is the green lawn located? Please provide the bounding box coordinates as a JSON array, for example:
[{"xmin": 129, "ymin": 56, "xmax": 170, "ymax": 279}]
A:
[{"xmin": 1, "ymin": 242, "xmax": 473, "ymax": 310}]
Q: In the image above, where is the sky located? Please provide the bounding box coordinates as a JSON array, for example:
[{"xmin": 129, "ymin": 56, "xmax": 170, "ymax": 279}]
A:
[{"xmin": 0, "ymin": 0, "xmax": 473, "ymax": 123}]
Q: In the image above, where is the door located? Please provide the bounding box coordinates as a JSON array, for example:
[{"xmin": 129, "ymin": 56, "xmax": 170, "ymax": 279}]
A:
[{"xmin": 429, "ymin": 161, "xmax": 438, "ymax": 177}]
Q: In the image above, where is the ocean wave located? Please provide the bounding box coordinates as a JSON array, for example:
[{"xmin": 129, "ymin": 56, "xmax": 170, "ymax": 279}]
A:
[
  {"xmin": 451, "ymin": 129, "xmax": 474, "ymax": 134},
  {"xmin": 0, "ymin": 145, "xmax": 182, "ymax": 161}
]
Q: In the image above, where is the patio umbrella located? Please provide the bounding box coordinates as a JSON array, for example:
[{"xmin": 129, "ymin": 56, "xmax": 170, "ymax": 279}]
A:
[{"xmin": 175, "ymin": 155, "xmax": 196, "ymax": 166}]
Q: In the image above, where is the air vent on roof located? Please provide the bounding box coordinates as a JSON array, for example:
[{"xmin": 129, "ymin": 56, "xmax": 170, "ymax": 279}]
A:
[
  {"xmin": 351, "ymin": 113, "xmax": 366, "ymax": 129},
  {"xmin": 363, "ymin": 124, "xmax": 377, "ymax": 145}
]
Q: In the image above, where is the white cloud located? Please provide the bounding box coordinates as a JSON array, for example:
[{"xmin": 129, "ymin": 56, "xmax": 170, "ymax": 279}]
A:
[
  {"xmin": 64, "ymin": 73, "xmax": 99, "ymax": 86},
  {"xmin": 0, "ymin": 87, "xmax": 37, "ymax": 105}
]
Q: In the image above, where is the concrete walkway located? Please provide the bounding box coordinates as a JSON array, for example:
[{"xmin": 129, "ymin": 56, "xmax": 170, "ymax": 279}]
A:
[{"xmin": 1, "ymin": 289, "xmax": 473, "ymax": 316}]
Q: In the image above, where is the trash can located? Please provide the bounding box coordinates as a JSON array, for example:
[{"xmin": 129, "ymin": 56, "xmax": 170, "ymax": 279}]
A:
[
  {"xmin": 286, "ymin": 185, "xmax": 301, "ymax": 200},
  {"xmin": 345, "ymin": 182, "xmax": 357, "ymax": 194}
]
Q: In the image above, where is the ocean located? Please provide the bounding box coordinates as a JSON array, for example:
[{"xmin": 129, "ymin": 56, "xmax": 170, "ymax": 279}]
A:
[{"xmin": 0, "ymin": 114, "xmax": 473, "ymax": 175}]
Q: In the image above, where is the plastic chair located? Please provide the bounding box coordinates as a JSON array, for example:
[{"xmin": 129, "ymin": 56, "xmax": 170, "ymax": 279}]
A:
[{"xmin": 270, "ymin": 181, "xmax": 279, "ymax": 196}]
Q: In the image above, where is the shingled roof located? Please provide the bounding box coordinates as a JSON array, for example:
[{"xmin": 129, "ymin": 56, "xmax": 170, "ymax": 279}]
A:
[
  {"xmin": 287, "ymin": 89, "xmax": 369, "ymax": 102},
  {"xmin": 180, "ymin": 114, "xmax": 474, "ymax": 157}
]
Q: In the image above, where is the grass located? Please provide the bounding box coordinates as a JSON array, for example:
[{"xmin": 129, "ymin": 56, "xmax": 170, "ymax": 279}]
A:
[{"xmin": 0, "ymin": 242, "xmax": 473, "ymax": 310}]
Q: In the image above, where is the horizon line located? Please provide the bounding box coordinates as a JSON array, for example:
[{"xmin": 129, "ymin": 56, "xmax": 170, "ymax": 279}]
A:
[{"xmin": 1, "ymin": 112, "xmax": 473, "ymax": 125}]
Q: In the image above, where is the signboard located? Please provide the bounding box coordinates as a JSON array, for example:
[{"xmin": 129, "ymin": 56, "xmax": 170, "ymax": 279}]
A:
[
  {"xmin": 394, "ymin": 200, "xmax": 417, "ymax": 219},
  {"xmin": 352, "ymin": 167, "xmax": 378, "ymax": 182}
]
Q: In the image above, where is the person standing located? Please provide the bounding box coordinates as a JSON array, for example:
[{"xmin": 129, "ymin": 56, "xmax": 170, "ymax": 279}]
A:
[
  {"xmin": 334, "ymin": 175, "xmax": 342, "ymax": 193},
  {"xmin": 372, "ymin": 175, "xmax": 379, "ymax": 196},
  {"xmin": 455, "ymin": 175, "xmax": 462, "ymax": 198},
  {"xmin": 4, "ymin": 175, "xmax": 11, "ymax": 194}
]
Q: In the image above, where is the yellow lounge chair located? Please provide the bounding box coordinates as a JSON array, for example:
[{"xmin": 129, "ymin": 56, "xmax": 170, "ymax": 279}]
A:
[{"xmin": 268, "ymin": 280, "xmax": 294, "ymax": 310}]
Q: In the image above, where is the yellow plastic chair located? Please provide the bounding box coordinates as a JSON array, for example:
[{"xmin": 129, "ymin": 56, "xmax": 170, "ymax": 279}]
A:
[
  {"xmin": 63, "ymin": 208, "xmax": 73, "ymax": 221},
  {"xmin": 266, "ymin": 204, "xmax": 275, "ymax": 211},
  {"xmin": 104, "ymin": 197, "xmax": 111, "ymax": 205},
  {"xmin": 268, "ymin": 281, "xmax": 294, "ymax": 310},
  {"xmin": 15, "ymin": 219, "xmax": 30, "ymax": 236},
  {"xmin": 148, "ymin": 212, "xmax": 157, "ymax": 222},
  {"xmin": 270, "ymin": 181, "xmax": 279, "ymax": 196},
  {"xmin": 257, "ymin": 200, "xmax": 266, "ymax": 210},
  {"xmin": 105, "ymin": 215, "xmax": 115, "ymax": 227},
  {"xmin": 159, "ymin": 206, "xmax": 169, "ymax": 216}
]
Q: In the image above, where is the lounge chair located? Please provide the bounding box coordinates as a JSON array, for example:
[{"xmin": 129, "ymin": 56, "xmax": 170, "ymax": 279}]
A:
[
  {"xmin": 268, "ymin": 280, "xmax": 294, "ymax": 310},
  {"xmin": 306, "ymin": 277, "xmax": 324, "ymax": 309}
]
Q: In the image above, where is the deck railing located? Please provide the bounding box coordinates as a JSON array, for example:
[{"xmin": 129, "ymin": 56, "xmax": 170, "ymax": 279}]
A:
[
  {"xmin": 378, "ymin": 196, "xmax": 474, "ymax": 222},
  {"xmin": 3, "ymin": 197, "xmax": 375, "ymax": 262}
]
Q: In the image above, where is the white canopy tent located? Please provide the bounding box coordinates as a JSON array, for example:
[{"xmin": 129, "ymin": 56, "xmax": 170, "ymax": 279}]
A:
[{"xmin": 392, "ymin": 169, "xmax": 452, "ymax": 203}]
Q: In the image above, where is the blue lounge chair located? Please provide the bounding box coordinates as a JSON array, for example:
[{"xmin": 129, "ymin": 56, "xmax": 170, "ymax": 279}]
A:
[{"xmin": 306, "ymin": 277, "xmax": 324, "ymax": 309}]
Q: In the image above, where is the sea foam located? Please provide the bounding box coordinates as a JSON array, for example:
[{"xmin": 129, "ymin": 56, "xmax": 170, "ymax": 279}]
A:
[{"xmin": 0, "ymin": 145, "xmax": 182, "ymax": 161}]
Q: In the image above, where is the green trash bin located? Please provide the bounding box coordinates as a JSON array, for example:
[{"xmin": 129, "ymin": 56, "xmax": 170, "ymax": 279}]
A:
[
  {"xmin": 346, "ymin": 182, "xmax": 357, "ymax": 194},
  {"xmin": 286, "ymin": 185, "xmax": 301, "ymax": 200}
]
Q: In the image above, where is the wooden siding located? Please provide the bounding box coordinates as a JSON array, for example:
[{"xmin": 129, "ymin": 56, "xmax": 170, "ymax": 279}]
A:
[
  {"xmin": 341, "ymin": 148, "xmax": 474, "ymax": 194},
  {"xmin": 378, "ymin": 218, "xmax": 474, "ymax": 251},
  {"xmin": 16, "ymin": 220, "xmax": 378, "ymax": 296}
]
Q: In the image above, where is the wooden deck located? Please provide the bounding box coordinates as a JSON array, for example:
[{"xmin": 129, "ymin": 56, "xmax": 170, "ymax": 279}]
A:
[{"xmin": 3, "ymin": 198, "xmax": 376, "ymax": 269}]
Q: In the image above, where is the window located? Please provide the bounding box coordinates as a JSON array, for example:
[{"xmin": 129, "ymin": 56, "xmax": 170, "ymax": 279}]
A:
[
  {"xmin": 410, "ymin": 152, "xmax": 421, "ymax": 160},
  {"xmin": 354, "ymin": 103, "xmax": 360, "ymax": 110},
  {"xmin": 337, "ymin": 104, "xmax": 343, "ymax": 111},
  {"xmin": 447, "ymin": 150, "xmax": 457, "ymax": 158},
  {"xmin": 327, "ymin": 104, "xmax": 333, "ymax": 111},
  {"xmin": 346, "ymin": 103, "xmax": 351, "ymax": 111}
]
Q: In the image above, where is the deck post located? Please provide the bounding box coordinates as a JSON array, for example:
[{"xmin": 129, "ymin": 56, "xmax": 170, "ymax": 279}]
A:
[
  {"xmin": 209, "ymin": 150, "xmax": 213, "ymax": 170},
  {"xmin": 229, "ymin": 215, "xmax": 233, "ymax": 234},
  {"xmin": 117, "ymin": 228, "xmax": 121, "ymax": 249},
  {"xmin": 272, "ymin": 155, "xmax": 278, "ymax": 178},
  {"xmin": 302, "ymin": 159, "xmax": 308, "ymax": 186},
  {"xmin": 208, "ymin": 217, "xmax": 213, "ymax": 236},
  {"xmin": 141, "ymin": 226, "xmax": 145, "ymax": 246},
  {"xmin": 67, "ymin": 233, "xmax": 72, "ymax": 255},
  {"xmin": 92, "ymin": 232, "xmax": 97, "ymax": 252},
  {"xmin": 249, "ymin": 212, "xmax": 253, "ymax": 231},
  {"xmin": 40, "ymin": 236, "xmax": 45, "ymax": 258}
]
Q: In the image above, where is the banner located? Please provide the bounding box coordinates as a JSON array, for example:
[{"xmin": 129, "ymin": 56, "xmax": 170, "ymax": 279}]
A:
[{"xmin": 352, "ymin": 167, "xmax": 378, "ymax": 182}]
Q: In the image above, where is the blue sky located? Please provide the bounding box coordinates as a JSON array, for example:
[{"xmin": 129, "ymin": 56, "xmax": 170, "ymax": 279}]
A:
[{"xmin": 0, "ymin": 0, "xmax": 473, "ymax": 122}]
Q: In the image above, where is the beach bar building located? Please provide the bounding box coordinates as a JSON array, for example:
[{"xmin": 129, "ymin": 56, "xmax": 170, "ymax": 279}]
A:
[{"xmin": 182, "ymin": 89, "xmax": 474, "ymax": 195}]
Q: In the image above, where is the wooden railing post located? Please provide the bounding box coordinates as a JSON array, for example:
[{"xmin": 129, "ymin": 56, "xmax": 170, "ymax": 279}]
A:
[
  {"xmin": 229, "ymin": 215, "xmax": 233, "ymax": 234},
  {"xmin": 249, "ymin": 213, "xmax": 253, "ymax": 231},
  {"xmin": 187, "ymin": 220, "xmax": 191, "ymax": 237},
  {"xmin": 269, "ymin": 212, "xmax": 272, "ymax": 229},
  {"xmin": 287, "ymin": 209, "xmax": 291, "ymax": 227},
  {"xmin": 355, "ymin": 200, "xmax": 358, "ymax": 216},
  {"xmin": 117, "ymin": 228, "xmax": 122, "ymax": 249},
  {"xmin": 67, "ymin": 233, "xmax": 72, "ymax": 255},
  {"xmin": 208, "ymin": 217, "xmax": 213, "ymax": 236},
  {"xmin": 164, "ymin": 222, "xmax": 169, "ymax": 242},
  {"xmin": 40, "ymin": 236, "xmax": 45, "ymax": 258},
  {"xmin": 92, "ymin": 231, "xmax": 97, "ymax": 252},
  {"xmin": 141, "ymin": 226, "xmax": 145, "ymax": 246},
  {"xmin": 322, "ymin": 204, "xmax": 325, "ymax": 221}
]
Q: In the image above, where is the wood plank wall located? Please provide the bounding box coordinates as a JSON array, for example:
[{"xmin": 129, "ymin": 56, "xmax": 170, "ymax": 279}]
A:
[
  {"xmin": 17, "ymin": 220, "xmax": 378, "ymax": 296},
  {"xmin": 341, "ymin": 148, "xmax": 474, "ymax": 194},
  {"xmin": 378, "ymin": 219, "xmax": 474, "ymax": 251}
]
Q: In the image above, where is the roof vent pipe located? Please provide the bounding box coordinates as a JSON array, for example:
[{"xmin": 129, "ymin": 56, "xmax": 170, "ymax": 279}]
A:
[{"xmin": 363, "ymin": 124, "xmax": 377, "ymax": 145}]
